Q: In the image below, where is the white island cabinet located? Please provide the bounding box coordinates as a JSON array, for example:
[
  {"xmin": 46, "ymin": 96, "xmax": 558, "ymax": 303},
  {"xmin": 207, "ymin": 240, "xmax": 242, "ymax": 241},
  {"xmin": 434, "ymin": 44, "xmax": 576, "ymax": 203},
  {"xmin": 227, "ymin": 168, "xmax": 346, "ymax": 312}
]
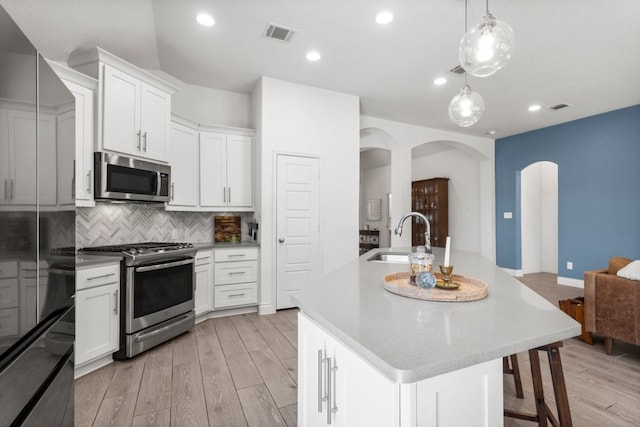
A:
[{"xmin": 293, "ymin": 247, "xmax": 580, "ymax": 427}]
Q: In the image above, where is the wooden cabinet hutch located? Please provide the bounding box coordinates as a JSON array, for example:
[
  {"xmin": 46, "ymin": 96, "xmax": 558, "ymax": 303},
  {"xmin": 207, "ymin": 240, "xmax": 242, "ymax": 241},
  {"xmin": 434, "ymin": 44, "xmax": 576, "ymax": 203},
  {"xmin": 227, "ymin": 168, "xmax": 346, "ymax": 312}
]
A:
[{"xmin": 411, "ymin": 178, "xmax": 448, "ymax": 247}]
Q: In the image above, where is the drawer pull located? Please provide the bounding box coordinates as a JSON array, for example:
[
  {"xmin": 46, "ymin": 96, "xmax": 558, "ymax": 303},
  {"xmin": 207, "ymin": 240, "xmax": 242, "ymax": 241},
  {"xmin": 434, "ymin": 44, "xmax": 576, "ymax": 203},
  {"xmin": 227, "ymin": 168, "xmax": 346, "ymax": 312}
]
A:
[
  {"xmin": 227, "ymin": 254, "xmax": 246, "ymax": 257},
  {"xmin": 228, "ymin": 271, "xmax": 246, "ymax": 275},
  {"xmin": 87, "ymin": 273, "xmax": 116, "ymax": 281},
  {"xmin": 228, "ymin": 293, "xmax": 246, "ymax": 297}
]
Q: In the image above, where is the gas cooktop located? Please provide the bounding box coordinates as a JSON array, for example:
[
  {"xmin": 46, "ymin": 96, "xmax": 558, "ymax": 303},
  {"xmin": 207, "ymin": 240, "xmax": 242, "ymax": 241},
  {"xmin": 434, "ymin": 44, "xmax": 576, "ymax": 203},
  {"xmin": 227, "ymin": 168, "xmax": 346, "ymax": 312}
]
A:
[{"xmin": 80, "ymin": 242, "xmax": 196, "ymax": 265}]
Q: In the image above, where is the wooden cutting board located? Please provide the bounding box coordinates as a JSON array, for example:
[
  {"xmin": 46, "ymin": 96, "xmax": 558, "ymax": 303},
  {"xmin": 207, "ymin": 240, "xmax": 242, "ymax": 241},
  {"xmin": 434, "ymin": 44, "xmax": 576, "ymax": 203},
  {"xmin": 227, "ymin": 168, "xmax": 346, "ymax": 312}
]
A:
[
  {"xmin": 214, "ymin": 215, "xmax": 241, "ymax": 243},
  {"xmin": 383, "ymin": 272, "xmax": 488, "ymax": 302}
]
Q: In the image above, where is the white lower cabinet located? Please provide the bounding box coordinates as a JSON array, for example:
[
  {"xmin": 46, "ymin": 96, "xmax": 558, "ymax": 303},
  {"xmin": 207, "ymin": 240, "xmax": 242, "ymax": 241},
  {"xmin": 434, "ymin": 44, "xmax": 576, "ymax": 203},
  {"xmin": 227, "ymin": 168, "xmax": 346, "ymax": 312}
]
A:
[
  {"xmin": 298, "ymin": 312, "xmax": 503, "ymax": 427},
  {"xmin": 194, "ymin": 250, "xmax": 213, "ymax": 316},
  {"xmin": 75, "ymin": 262, "xmax": 120, "ymax": 367},
  {"xmin": 0, "ymin": 261, "xmax": 19, "ymax": 338},
  {"xmin": 213, "ymin": 247, "xmax": 258, "ymax": 309}
]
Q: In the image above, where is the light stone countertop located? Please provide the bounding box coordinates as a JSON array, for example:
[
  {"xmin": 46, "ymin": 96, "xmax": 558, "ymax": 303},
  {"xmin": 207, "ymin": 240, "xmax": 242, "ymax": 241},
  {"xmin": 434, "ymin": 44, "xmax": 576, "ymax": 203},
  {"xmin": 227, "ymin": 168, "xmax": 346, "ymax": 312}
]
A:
[
  {"xmin": 76, "ymin": 254, "xmax": 123, "ymax": 268},
  {"xmin": 291, "ymin": 247, "xmax": 581, "ymax": 384}
]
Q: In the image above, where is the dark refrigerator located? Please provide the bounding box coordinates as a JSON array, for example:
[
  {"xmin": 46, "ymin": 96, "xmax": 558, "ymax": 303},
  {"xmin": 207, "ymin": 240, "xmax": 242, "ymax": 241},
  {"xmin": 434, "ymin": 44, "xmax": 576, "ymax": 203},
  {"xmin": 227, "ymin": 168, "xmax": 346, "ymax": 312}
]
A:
[{"xmin": 0, "ymin": 5, "xmax": 76, "ymax": 426}]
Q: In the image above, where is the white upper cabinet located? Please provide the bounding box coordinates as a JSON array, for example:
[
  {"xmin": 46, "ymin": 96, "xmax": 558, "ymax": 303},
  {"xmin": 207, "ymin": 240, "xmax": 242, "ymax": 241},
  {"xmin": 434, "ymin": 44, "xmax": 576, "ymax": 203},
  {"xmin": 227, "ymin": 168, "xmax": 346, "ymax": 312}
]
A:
[
  {"xmin": 200, "ymin": 132, "xmax": 253, "ymax": 209},
  {"xmin": 168, "ymin": 121, "xmax": 198, "ymax": 208},
  {"xmin": 0, "ymin": 108, "xmax": 56, "ymax": 206},
  {"xmin": 48, "ymin": 60, "xmax": 98, "ymax": 207},
  {"xmin": 68, "ymin": 47, "xmax": 176, "ymax": 163}
]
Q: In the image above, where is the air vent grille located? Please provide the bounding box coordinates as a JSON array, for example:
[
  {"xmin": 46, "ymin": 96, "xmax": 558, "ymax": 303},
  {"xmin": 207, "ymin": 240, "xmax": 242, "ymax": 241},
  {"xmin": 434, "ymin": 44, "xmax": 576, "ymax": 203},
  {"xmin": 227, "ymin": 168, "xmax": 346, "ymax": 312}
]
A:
[
  {"xmin": 545, "ymin": 103, "xmax": 573, "ymax": 111},
  {"xmin": 449, "ymin": 65, "xmax": 466, "ymax": 76},
  {"xmin": 264, "ymin": 23, "xmax": 297, "ymax": 43}
]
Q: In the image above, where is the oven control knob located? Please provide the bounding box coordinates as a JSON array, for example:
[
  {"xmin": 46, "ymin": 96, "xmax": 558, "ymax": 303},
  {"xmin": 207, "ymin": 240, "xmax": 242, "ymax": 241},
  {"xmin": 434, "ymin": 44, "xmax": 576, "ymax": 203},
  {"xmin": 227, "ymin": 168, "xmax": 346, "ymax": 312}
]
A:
[{"xmin": 128, "ymin": 249, "xmax": 137, "ymax": 255}]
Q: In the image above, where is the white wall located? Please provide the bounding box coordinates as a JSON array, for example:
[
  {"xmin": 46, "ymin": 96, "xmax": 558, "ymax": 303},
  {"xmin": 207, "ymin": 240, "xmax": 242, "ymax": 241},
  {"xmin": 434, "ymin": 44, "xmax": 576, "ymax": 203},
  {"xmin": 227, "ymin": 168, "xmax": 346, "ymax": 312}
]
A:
[
  {"xmin": 149, "ymin": 69, "xmax": 251, "ymax": 128},
  {"xmin": 521, "ymin": 161, "xmax": 558, "ymax": 274},
  {"xmin": 253, "ymin": 77, "xmax": 360, "ymax": 314},
  {"xmin": 360, "ymin": 165, "xmax": 391, "ymax": 248},
  {"xmin": 412, "ymin": 147, "xmax": 481, "ymax": 253},
  {"xmin": 360, "ymin": 115, "xmax": 496, "ymax": 261}
]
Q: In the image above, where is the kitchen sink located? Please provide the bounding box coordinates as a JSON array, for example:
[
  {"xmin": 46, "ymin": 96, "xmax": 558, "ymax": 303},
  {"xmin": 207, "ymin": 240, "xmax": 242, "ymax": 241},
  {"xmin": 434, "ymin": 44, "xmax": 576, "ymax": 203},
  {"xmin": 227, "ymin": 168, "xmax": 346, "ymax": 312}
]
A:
[{"xmin": 366, "ymin": 251, "xmax": 410, "ymax": 263}]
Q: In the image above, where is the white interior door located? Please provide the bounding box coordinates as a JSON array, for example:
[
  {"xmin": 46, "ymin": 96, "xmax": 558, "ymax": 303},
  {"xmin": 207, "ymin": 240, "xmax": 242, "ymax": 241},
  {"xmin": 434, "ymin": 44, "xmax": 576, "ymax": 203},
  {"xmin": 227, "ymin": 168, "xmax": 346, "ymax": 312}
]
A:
[{"xmin": 276, "ymin": 154, "xmax": 320, "ymax": 310}]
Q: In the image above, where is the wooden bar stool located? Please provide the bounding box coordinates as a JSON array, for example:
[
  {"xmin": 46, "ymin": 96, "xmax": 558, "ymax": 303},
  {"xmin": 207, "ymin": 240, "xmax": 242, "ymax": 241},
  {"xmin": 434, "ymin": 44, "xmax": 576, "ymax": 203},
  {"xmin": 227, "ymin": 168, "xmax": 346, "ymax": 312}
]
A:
[
  {"xmin": 504, "ymin": 341, "xmax": 573, "ymax": 427},
  {"xmin": 503, "ymin": 354, "xmax": 524, "ymax": 398}
]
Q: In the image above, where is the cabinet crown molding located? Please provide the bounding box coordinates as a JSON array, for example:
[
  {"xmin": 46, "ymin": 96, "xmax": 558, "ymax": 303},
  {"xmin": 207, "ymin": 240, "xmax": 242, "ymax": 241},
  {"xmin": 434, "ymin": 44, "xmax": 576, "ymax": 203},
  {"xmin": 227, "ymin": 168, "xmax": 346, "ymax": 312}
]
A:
[
  {"xmin": 46, "ymin": 60, "xmax": 98, "ymax": 90},
  {"xmin": 171, "ymin": 112, "xmax": 255, "ymax": 137},
  {"xmin": 68, "ymin": 46, "xmax": 179, "ymax": 94}
]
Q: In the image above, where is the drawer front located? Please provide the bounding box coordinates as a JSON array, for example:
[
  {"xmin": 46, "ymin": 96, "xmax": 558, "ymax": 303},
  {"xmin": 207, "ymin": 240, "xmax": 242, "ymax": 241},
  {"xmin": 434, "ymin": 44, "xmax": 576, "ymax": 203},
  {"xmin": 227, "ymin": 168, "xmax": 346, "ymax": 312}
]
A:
[
  {"xmin": 0, "ymin": 278, "xmax": 19, "ymax": 309},
  {"xmin": 214, "ymin": 261, "xmax": 257, "ymax": 285},
  {"xmin": 19, "ymin": 260, "xmax": 48, "ymax": 279},
  {"xmin": 214, "ymin": 283, "xmax": 257, "ymax": 309},
  {"xmin": 214, "ymin": 247, "xmax": 258, "ymax": 262},
  {"xmin": 0, "ymin": 308, "xmax": 19, "ymax": 338},
  {"xmin": 0, "ymin": 261, "xmax": 18, "ymax": 278},
  {"xmin": 195, "ymin": 249, "xmax": 214, "ymax": 266},
  {"xmin": 77, "ymin": 263, "xmax": 120, "ymax": 291}
]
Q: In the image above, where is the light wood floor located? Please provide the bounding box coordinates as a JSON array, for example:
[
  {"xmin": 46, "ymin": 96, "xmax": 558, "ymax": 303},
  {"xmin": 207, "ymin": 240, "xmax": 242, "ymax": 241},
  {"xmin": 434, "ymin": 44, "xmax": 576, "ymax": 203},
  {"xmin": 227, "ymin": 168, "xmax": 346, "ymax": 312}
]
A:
[{"xmin": 76, "ymin": 273, "xmax": 640, "ymax": 426}]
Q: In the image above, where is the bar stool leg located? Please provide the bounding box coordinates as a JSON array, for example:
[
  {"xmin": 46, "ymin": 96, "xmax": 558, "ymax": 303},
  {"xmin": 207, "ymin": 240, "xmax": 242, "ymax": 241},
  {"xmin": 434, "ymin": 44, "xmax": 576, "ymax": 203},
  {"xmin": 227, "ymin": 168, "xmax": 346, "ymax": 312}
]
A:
[
  {"xmin": 545, "ymin": 345, "xmax": 573, "ymax": 427},
  {"xmin": 528, "ymin": 349, "xmax": 549, "ymax": 427},
  {"xmin": 503, "ymin": 355, "xmax": 524, "ymax": 398}
]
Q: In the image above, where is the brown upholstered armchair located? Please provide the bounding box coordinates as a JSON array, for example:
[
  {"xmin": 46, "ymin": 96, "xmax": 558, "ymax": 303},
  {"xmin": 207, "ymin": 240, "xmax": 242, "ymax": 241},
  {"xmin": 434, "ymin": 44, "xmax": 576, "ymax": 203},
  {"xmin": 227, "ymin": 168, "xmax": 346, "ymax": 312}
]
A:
[{"xmin": 584, "ymin": 257, "xmax": 639, "ymax": 354}]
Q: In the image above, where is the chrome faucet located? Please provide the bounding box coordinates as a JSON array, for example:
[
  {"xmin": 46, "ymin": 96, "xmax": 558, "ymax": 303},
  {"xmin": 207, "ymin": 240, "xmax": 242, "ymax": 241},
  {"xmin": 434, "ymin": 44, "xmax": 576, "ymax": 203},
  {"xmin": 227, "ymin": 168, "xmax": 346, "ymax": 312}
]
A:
[{"xmin": 394, "ymin": 212, "xmax": 432, "ymax": 253}]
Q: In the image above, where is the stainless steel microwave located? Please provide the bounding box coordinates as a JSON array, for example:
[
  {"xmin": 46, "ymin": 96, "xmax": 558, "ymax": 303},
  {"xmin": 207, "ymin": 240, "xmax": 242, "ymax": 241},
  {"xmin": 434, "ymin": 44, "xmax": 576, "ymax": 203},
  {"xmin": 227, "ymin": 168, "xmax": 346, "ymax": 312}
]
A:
[{"xmin": 94, "ymin": 152, "xmax": 170, "ymax": 203}]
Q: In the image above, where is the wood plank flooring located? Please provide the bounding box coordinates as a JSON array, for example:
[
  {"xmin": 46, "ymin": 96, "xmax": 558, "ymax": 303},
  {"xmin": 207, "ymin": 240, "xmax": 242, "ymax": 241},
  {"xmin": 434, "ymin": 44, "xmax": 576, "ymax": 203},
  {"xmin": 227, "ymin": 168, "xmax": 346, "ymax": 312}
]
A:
[{"xmin": 76, "ymin": 273, "xmax": 640, "ymax": 426}]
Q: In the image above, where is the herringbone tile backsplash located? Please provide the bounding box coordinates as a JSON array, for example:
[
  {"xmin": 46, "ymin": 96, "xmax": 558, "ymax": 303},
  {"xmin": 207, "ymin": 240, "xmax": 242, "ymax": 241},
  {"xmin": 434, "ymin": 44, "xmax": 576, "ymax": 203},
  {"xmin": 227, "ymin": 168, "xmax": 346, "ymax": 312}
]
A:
[{"xmin": 77, "ymin": 203, "xmax": 254, "ymax": 248}]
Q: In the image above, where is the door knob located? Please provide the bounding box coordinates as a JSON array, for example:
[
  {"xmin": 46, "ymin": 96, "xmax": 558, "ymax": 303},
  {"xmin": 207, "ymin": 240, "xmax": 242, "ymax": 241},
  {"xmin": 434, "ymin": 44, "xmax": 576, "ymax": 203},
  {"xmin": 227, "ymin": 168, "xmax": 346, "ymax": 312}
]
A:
[{"xmin": 278, "ymin": 238, "xmax": 285, "ymax": 243}]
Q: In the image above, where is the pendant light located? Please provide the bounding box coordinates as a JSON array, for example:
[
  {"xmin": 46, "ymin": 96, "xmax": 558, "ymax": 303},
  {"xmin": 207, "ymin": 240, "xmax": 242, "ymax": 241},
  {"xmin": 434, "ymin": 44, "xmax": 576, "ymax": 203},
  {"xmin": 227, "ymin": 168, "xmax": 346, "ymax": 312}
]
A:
[
  {"xmin": 449, "ymin": 0, "xmax": 485, "ymax": 127},
  {"xmin": 449, "ymin": 83, "xmax": 485, "ymax": 127},
  {"xmin": 458, "ymin": 0, "xmax": 514, "ymax": 77}
]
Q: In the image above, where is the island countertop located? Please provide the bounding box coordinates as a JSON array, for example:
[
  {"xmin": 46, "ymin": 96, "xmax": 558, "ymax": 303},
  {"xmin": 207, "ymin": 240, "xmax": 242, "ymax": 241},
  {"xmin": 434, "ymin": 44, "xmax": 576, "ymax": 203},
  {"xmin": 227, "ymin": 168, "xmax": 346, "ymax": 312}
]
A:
[{"xmin": 291, "ymin": 247, "xmax": 580, "ymax": 383}]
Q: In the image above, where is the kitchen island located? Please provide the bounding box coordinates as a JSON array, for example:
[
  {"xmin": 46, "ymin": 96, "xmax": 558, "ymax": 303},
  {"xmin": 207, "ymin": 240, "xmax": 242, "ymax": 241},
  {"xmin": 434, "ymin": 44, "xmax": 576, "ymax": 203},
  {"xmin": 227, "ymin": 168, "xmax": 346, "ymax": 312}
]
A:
[{"xmin": 292, "ymin": 247, "xmax": 580, "ymax": 427}]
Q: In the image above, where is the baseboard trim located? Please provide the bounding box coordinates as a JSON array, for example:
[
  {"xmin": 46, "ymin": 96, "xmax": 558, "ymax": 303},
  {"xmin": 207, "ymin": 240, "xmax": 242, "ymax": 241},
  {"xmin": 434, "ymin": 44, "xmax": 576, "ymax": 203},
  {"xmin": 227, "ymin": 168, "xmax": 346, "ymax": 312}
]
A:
[
  {"xmin": 259, "ymin": 303, "xmax": 276, "ymax": 315},
  {"xmin": 75, "ymin": 354, "xmax": 113, "ymax": 379},
  {"xmin": 557, "ymin": 276, "xmax": 584, "ymax": 289},
  {"xmin": 502, "ymin": 268, "xmax": 523, "ymax": 277}
]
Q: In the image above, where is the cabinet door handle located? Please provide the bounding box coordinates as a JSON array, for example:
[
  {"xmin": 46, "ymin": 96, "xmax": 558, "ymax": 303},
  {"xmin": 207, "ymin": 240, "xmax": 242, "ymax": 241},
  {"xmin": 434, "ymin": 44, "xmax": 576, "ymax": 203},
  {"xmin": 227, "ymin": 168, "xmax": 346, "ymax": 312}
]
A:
[
  {"xmin": 327, "ymin": 357, "xmax": 338, "ymax": 424},
  {"xmin": 113, "ymin": 290, "xmax": 118, "ymax": 314},
  {"xmin": 228, "ymin": 187, "xmax": 231, "ymax": 204},
  {"xmin": 171, "ymin": 183, "xmax": 175, "ymax": 201},
  {"xmin": 143, "ymin": 131, "xmax": 147, "ymax": 152},
  {"xmin": 86, "ymin": 171, "xmax": 92, "ymax": 194},
  {"xmin": 318, "ymin": 349, "xmax": 327, "ymax": 412},
  {"xmin": 137, "ymin": 130, "xmax": 141, "ymax": 151},
  {"xmin": 71, "ymin": 174, "xmax": 75, "ymax": 198},
  {"xmin": 87, "ymin": 273, "xmax": 116, "ymax": 281},
  {"xmin": 10, "ymin": 179, "xmax": 14, "ymax": 200},
  {"xmin": 3, "ymin": 179, "xmax": 7, "ymax": 200},
  {"xmin": 223, "ymin": 186, "xmax": 226, "ymax": 203},
  {"xmin": 326, "ymin": 356, "xmax": 333, "ymax": 424}
]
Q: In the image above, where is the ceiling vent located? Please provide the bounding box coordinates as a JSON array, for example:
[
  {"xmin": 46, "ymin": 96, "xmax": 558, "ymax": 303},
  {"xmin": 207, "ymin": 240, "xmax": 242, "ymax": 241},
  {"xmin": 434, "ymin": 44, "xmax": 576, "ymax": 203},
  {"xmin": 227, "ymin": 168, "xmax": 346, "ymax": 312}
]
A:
[
  {"xmin": 544, "ymin": 103, "xmax": 573, "ymax": 111},
  {"xmin": 264, "ymin": 23, "xmax": 297, "ymax": 43},
  {"xmin": 448, "ymin": 65, "xmax": 466, "ymax": 76}
]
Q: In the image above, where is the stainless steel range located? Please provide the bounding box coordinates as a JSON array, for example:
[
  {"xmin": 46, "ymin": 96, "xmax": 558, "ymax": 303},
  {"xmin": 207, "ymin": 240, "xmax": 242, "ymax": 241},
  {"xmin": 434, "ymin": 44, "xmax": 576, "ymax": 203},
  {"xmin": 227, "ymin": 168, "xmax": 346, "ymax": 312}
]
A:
[{"xmin": 80, "ymin": 242, "xmax": 197, "ymax": 359}]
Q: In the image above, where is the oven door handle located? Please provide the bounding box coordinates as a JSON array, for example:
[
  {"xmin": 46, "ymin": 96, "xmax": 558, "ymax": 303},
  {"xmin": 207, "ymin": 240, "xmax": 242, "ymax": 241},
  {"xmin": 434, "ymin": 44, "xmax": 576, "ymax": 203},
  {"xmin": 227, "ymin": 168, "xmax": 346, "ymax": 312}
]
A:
[{"xmin": 134, "ymin": 258, "xmax": 194, "ymax": 273}]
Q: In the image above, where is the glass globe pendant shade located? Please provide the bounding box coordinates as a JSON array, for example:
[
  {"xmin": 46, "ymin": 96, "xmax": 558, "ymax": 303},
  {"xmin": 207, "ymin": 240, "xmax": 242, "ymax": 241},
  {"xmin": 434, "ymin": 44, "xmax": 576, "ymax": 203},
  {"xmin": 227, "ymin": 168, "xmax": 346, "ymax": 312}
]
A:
[
  {"xmin": 449, "ymin": 84, "xmax": 485, "ymax": 127},
  {"xmin": 458, "ymin": 12, "xmax": 514, "ymax": 77}
]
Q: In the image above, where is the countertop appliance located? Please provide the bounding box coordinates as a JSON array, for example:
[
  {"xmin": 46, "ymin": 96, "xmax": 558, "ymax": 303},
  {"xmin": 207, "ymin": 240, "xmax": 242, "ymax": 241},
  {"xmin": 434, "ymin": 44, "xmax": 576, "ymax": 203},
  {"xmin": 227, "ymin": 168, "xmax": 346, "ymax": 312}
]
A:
[
  {"xmin": 79, "ymin": 242, "xmax": 196, "ymax": 359},
  {"xmin": 94, "ymin": 152, "xmax": 171, "ymax": 203}
]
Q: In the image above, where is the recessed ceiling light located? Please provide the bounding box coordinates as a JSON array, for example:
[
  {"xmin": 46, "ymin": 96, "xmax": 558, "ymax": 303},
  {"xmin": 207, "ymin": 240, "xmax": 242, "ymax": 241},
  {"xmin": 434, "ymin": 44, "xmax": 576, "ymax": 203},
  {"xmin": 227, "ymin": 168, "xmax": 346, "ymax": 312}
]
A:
[
  {"xmin": 375, "ymin": 11, "xmax": 393, "ymax": 25},
  {"xmin": 306, "ymin": 51, "xmax": 321, "ymax": 61},
  {"xmin": 433, "ymin": 77, "xmax": 447, "ymax": 86},
  {"xmin": 196, "ymin": 13, "xmax": 215, "ymax": 27},
  {"xmin": 486, "ymin": 130, "xmax": 496, "ymax": 136},
  {"xmin": 528, "ymin": 104, "xmax": 542, "ymax": 112}
]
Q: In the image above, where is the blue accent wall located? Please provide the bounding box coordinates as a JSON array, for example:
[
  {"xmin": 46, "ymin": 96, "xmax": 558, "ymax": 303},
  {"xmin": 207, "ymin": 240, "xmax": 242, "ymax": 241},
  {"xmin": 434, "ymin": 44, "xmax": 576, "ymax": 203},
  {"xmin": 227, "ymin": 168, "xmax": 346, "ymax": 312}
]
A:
[{"xmin": 495, "ymin": 105, "xmax": 640, "ymax": 279}]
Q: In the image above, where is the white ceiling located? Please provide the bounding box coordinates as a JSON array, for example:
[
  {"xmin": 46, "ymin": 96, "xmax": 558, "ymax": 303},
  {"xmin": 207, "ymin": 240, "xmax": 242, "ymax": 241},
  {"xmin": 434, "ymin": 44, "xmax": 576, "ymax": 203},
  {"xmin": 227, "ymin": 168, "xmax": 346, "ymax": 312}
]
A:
[{"xmin": 2, "ymin": 0, "xmax": 639, "ymax": 138}]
